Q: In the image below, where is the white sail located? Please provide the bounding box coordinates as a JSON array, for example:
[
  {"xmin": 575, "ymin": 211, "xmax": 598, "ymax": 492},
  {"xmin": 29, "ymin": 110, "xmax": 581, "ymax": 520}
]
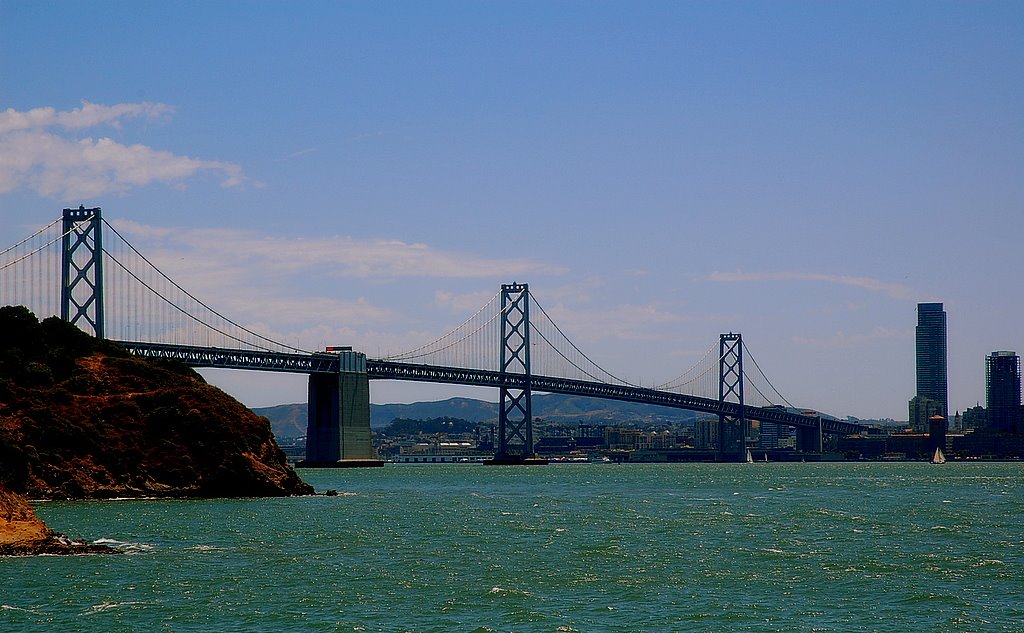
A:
[{"xmin": 931, "ymin": 447, "xmax": 946, "ymax": 464}]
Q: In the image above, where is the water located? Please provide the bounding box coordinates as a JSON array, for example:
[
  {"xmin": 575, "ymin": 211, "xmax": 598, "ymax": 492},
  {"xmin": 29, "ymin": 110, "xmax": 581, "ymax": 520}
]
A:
[{"xmin": 3, "ymin": 462, "xmax": 1023, "ymax": 632}]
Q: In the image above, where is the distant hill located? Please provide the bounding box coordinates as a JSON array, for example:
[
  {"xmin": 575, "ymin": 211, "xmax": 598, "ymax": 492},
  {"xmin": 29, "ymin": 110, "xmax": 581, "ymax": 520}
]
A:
[
  {"xmin": 251, "ymin": 403, "xmax": 308, "ymax": 439},
  {"xmin": 533, "ymin": 394, "xmax": 699, "ymax": 426},
  {"xmin": 253, "ymin": 397, "xmax": 495, "ymax": 438},
  {"xmin": 254, "ymin": 393, "xmax": 699, "ymax": 439},
  {"xmin": 372, "ymin": 397, "xmax": 497, "ymax": 428}
]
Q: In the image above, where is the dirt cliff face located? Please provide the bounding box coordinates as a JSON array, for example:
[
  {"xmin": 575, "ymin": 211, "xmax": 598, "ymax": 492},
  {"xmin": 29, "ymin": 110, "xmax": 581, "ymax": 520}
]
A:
[
  {"xmin": 0, "ymin": 306, "xmax": 313, "ymax": 499},
  {"xmin": 0, "ymin": 483, "xmax": 115, "ymax": 555},
  {"xmin": 0, "ymin": 483, "xmax": 49, "ymax": 544}
]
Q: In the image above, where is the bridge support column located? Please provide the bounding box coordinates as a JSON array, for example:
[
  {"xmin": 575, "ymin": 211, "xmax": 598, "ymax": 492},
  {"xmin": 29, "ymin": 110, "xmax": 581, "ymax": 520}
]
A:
[
  {"xmin": 300, "ymin": 351, "xmax": 383, "ymax": 468},
  {"xmin": 718, "ymin": 333, "xmax": 747, "ymax": 462},
  {"xmin": 60, "ymin": 206, "xmax": 105, "ymax": 338},
  {"xmin": 797, "ymin": 416, "xmax": 823, "ymax": 454}
]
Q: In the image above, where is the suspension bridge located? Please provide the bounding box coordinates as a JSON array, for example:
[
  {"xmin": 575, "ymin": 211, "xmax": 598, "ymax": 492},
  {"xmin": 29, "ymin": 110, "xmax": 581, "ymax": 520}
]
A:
[{"xmin": 1, "ymin": 207, "xmax": 865, "ymax": 465}]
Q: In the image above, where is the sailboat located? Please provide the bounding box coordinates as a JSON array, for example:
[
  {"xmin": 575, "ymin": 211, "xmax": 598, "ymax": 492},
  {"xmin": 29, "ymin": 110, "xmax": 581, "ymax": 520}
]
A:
[
  {"xmin": 745, "ymin": 448, "xmax": 754, "ymax": 463},
  {"xmin": 931, "ymin": 447, "xmax": 946, "ymax": 464}
]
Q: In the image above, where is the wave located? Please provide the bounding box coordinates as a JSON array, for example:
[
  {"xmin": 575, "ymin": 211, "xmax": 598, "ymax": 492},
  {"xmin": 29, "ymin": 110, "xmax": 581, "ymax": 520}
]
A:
[
  {"xmin": 186, "ymin": 544, "xmax": 227, "ymax": 552},
  {"xmin": 91, "ymin": 538, "xmax": 154, "ymax": 554},
  {"xmin": 82, "ymin": 601, "xmax": 147, "ymax": 615},
  {"xmin": 1, "ymin": 604, "xmax": 41, "ymax": 614}
]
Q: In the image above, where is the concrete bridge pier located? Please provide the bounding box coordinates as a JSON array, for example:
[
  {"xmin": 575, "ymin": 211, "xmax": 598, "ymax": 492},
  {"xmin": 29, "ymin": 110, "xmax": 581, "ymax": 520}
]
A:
[
  {"xmin": 796, "ymin": 417, "xmax": 823, "ymax": 454},
  {"xmin": 717, "ymin": 417, "xmax": 748, "ymax": 462},
  {"xmin": 300, "ymin": 351, "xmax": 383, "ymax": 468}
]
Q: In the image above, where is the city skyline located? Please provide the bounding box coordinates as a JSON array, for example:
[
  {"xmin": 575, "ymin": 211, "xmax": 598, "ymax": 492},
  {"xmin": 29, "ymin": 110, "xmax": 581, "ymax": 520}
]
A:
[{"xmin": 2, "ymin": 2, "xmax": 1022, "ymax": 419}]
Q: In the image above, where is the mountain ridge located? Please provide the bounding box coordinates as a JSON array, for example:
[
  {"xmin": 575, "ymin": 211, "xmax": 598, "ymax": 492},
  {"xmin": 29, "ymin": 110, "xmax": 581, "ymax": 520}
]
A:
[{"xmin": 255, "ymin": 393, "xmax": 701, "ymax": 438}]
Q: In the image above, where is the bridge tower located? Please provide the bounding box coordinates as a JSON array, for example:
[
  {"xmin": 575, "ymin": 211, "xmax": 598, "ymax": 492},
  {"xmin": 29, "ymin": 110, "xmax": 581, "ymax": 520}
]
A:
[
  {"xmin": 60, "ymin": 206, "xmax": 105, "ymax": 338},
  {"xmin": 718, "ymin": 332, "xmax": 747, "ymax": 462},
  {"xmin": 301, "ymin": 349, "xmax": 383, "ymax": 467},
  {"xmin": 490, "ymin": 282, "xmax": 543, "ymax": 464}
]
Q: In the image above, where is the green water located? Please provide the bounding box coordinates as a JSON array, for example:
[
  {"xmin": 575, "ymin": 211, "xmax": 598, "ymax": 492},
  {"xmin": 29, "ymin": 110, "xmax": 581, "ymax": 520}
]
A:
[{"xmin": 3, "ymin": 463, "xmax": 1023, "ymax": 632}]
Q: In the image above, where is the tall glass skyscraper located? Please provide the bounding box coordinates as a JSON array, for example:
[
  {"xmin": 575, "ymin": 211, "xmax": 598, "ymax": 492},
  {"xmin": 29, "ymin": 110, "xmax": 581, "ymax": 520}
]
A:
[
  {"xmin": 915, "ymin": 302, "xmax": 947, "ymax": 417},
  {"xmin": 986, "ymin": 351, "xmax": 1021, "ymax": 433}
]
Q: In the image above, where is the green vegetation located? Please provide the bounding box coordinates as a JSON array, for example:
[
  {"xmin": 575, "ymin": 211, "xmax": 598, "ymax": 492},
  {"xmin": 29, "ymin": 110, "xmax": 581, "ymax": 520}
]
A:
[{"xmin": 380, "ymin": 416, "xmax": 480, "ymax": 437}]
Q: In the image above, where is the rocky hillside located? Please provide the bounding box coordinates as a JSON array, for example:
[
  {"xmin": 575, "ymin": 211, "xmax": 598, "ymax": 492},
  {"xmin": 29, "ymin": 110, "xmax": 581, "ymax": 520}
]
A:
[{"xmin": 0, "ymin": 306, "xmax": 312, "ymax": 499}]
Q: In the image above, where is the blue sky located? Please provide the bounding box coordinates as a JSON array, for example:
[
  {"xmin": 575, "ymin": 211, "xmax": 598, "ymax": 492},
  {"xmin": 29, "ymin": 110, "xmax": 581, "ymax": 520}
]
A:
[{"xmin": 2, "ymin": 1, "xmax": 1021, "ymax": 419}]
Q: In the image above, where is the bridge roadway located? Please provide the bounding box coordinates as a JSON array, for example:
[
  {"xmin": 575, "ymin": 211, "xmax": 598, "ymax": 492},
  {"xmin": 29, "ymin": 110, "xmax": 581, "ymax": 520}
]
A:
[{"xmin": 119, "ymin": 341, "xmax": 866, "ymax": 436}]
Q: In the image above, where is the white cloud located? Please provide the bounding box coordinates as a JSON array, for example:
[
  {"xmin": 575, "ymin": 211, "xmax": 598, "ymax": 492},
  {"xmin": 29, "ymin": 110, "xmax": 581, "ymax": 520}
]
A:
[
  {"xmin": 111, "ymin": 220, "xmax": 560, "ymax": 281},
  {"xmin": 0, "ymin": 102, "xmax": 173, "ymax": 134},
  {"xmin": 707, "ymin": 271, "xmax": 917, "ymax": 300},
  {"xmin": 0, "ymin": 101, "xmax": 250, "ymax": 200},
  {"xmin": 101, "ymin": 220, "xmax": 563, "ymax": 352}
]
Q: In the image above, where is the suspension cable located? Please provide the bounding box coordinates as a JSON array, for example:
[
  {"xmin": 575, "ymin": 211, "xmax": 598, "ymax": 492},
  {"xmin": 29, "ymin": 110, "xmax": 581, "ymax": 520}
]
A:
[
  {"xmin": 530, "ymin": 327, "xmax": 632, "ymax": 385},
  {"xmin": 384, "ymin": 300, "xmax": 508, "ymax": 362},
  {"xmin": 742, "ymin": 340, "xmax": 795, "ymax": 409},
  {"xmin": 103, "ymin": 249, "xmax": 278, "ymax": 351},
  {"xmin": 0, "ymin": 219, "xmax": 61, "ymax": 259},
  {"xmin": 382, "ymin": 291, "xmax": 501, "ymax": 360},
  {"xmin": 528, "ymin": 291, "xmax": 637, "ymax": 387},
  {"xmin": 0, "ymin": 220, "xmax": 87, "ymax": 272},
  {"xmin": 653, "ymin": 341, "xmax": 718, "ymax": 391},
  {"xmin": 102, "ymin": 219, "xmax": 309, "ymax": 354}
]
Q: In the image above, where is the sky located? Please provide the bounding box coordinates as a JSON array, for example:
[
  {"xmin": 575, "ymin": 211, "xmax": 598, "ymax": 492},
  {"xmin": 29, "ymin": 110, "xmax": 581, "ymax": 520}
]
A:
[{"xmin": 1, "ymin": 1, "xmax": 1022, "ymax": 420}]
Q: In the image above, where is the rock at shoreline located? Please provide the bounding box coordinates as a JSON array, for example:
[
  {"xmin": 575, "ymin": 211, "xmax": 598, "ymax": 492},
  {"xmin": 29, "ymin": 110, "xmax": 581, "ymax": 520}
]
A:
[
  {"xmin": 0, "ymin": 306, "xmax": 313, "ymax": 499},
  {"xmin": 0, "ymin": 484, "xmax": 116, "ymax": 556}
]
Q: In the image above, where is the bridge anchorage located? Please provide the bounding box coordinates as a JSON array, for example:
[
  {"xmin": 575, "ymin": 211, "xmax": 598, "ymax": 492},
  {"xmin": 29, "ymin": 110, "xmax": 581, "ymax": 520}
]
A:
[{"xmin": 1, "ymin": 207, "xmax": 869, "ymax": 468}]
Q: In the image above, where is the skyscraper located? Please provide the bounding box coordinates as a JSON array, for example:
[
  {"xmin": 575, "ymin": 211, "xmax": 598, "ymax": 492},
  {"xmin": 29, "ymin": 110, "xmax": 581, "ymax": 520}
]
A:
[
  {"xmin": 915, "ymin": 302, "xmax": 948, "ymax": 418},
  {"xmin": 986, "ymin": 351, "xmax": 1022, "ymax": 433}
]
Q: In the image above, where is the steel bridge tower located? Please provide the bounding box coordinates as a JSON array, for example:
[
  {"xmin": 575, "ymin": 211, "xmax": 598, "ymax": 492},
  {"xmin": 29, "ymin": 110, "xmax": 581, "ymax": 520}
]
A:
[
  {"xmin": 718, "ymin": 332, "xmax": 747, "ymax": 461},
  {"xmin": 491, "ymin": 282, "xmax": 542, "ymax": 463},
  {"xmin": 60, "ymin": 206, "xmax": 105, "ymax": 338}
]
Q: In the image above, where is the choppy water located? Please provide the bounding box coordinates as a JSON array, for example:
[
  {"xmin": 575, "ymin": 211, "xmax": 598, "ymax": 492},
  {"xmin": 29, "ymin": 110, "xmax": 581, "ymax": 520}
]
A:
[{"xmin": 3, "ymin": 462, "xmax": 1023, "ymax": 632}]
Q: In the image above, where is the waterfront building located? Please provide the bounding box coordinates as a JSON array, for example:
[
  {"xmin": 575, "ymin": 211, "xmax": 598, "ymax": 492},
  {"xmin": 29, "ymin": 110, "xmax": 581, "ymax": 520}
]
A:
[
  {"xmin": 961, "ymin": 405, "xmax": 987, "ymax": 433},
  {"xmin": 915, "ymin": 302, "xmax": 948, "ymax": 419},
  {"xmin": 986, "ymin": 351, "xmax": 1022, "ymax": 433},
  {"xmin": 694, "ymin": 417, "xmax": 718, "ymax": 450},
  {"xmin": 908, "ymin": 395, "xmax": 944, "ymax": 433},
  {"xmin": 393, "ymin": 440, "xmax": 489, "ymax": 463},
  {"xmin": 757, "ymin": 420, "xmax": 795, "ymax": 449},
  {"xmin": 604, "ymin": 427, "xmax": 643, "ymax": 450}
]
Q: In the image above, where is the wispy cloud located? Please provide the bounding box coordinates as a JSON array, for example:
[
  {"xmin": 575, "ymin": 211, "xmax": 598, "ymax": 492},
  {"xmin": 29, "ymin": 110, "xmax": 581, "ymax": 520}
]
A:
[
  {"xmin": 112, "ymin": 220, "xmax": 562, "ymax": 281},
  {"xmin": 0, "ymin": 101, "xmax": 252, "ymax": 200},
  {"xmin": 707, "ymin": 271, "xmax": 917, "ymax": 300},
  {"xmin": 103, "ymin": 220, "xmax": 565, "ymax": 354},
  {"xmin": 279, "ymin": 147, "xmax": 317, "ymax": 161},
  {"xmin": 0, "ymin": 102, "xmax": 173, "ymax": 134}
]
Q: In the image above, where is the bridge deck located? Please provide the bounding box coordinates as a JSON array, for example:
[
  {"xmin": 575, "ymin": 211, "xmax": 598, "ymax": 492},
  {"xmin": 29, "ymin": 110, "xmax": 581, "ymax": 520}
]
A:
[{"xmin": 118, "ymin": 341, "xmax": 865, "ymax": 435}]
